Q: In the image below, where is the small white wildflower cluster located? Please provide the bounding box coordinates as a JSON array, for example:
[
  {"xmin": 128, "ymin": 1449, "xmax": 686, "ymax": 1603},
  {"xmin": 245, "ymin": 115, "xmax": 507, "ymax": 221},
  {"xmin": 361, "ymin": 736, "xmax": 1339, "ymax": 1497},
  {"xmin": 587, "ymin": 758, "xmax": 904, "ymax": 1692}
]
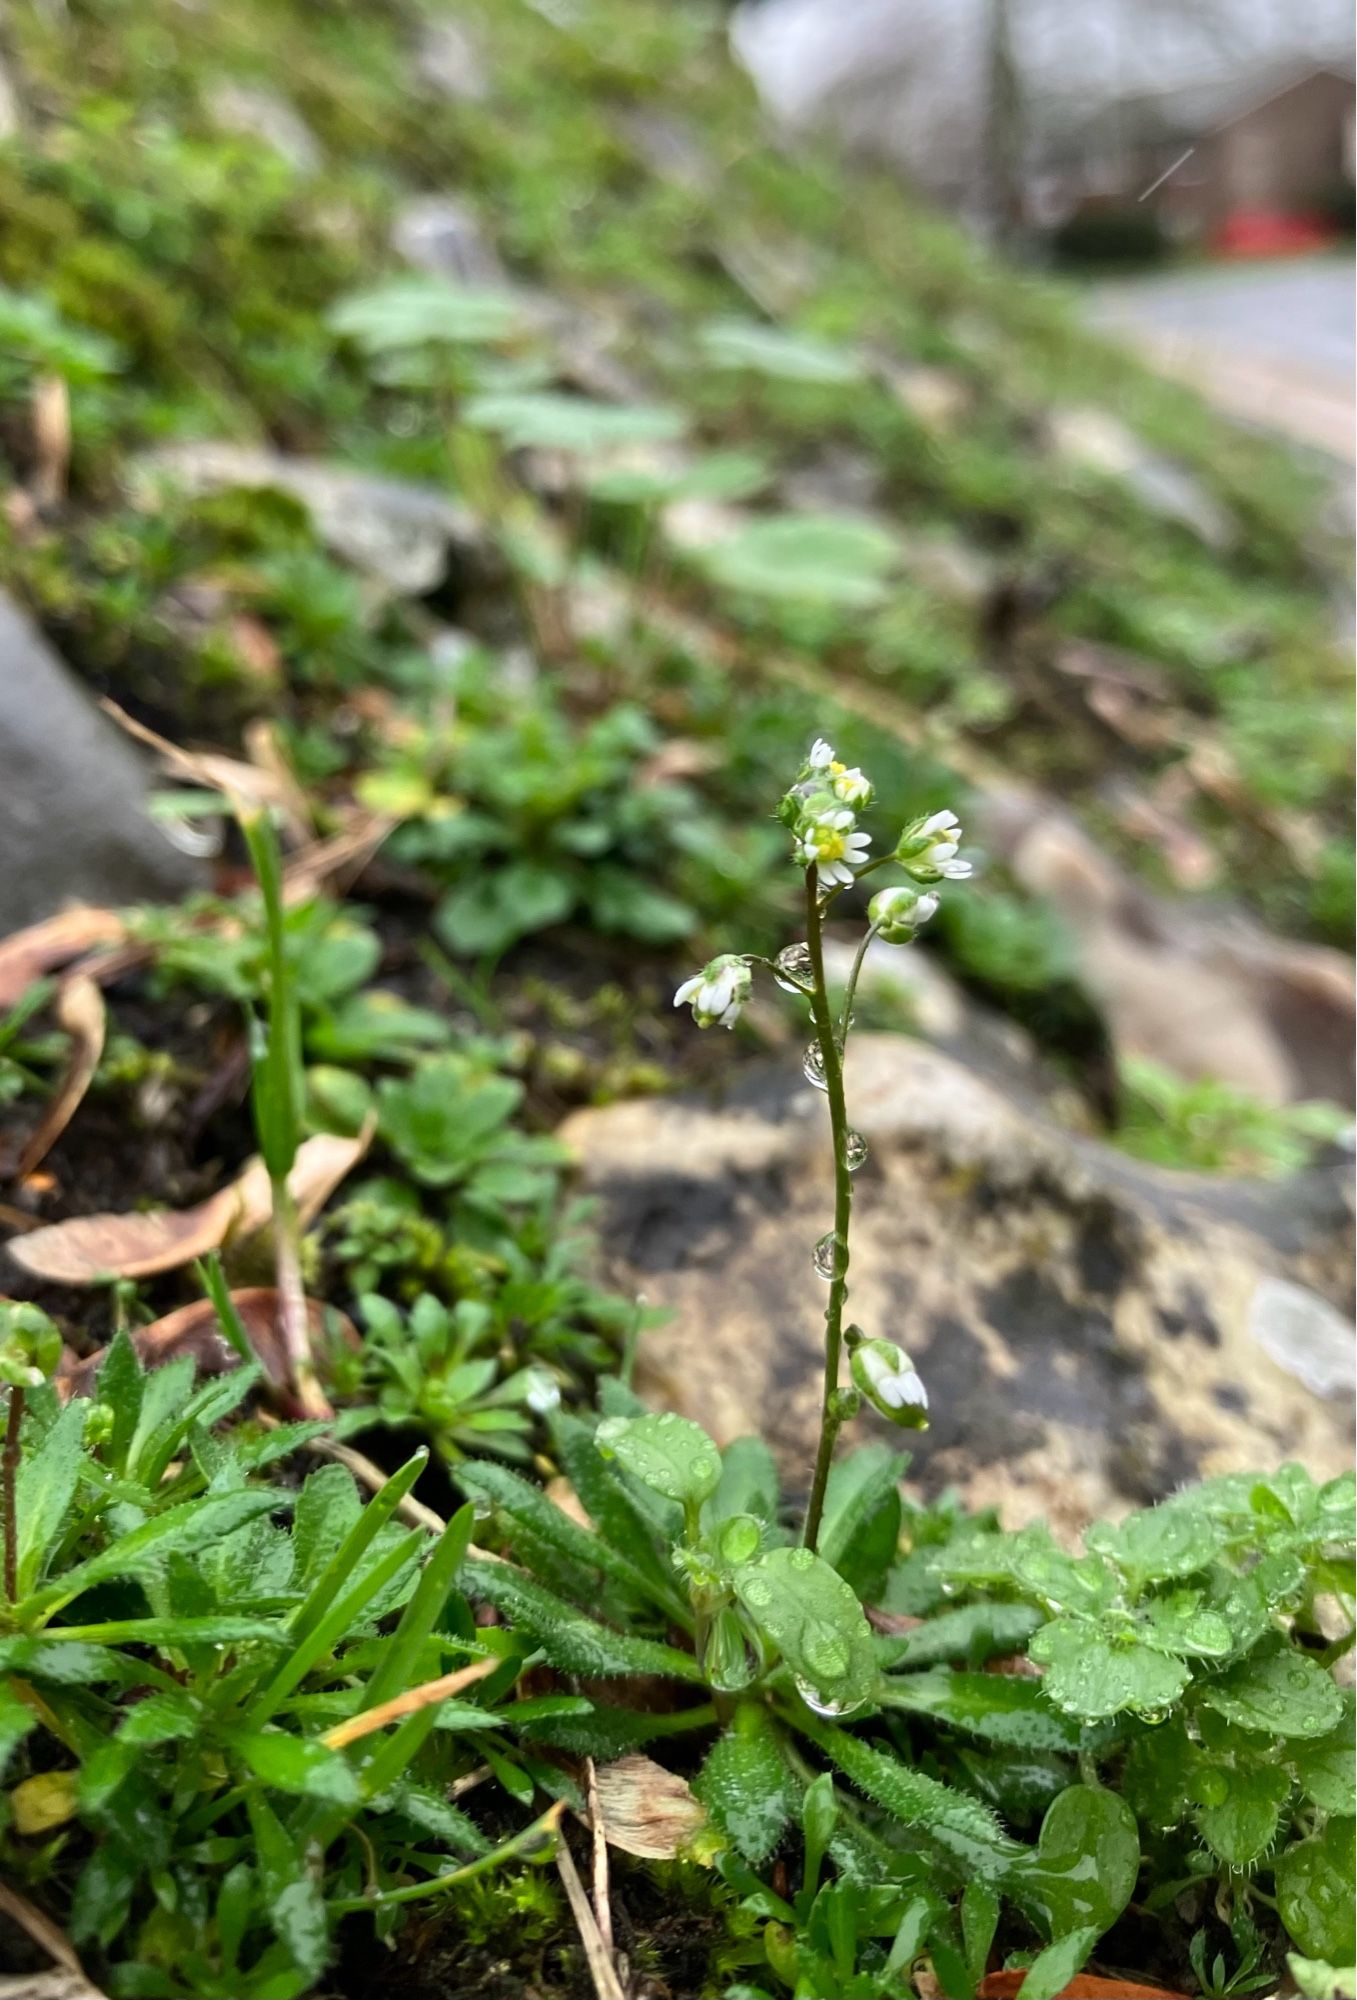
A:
[{"xmin": 673, "ymin": 737, "xmax": 975, "ymax": 1029}]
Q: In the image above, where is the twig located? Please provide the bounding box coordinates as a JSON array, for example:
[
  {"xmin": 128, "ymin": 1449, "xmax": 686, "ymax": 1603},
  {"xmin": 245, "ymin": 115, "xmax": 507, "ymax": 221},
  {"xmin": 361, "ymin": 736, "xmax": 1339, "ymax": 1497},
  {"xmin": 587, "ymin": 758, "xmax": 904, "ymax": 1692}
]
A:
[
  {"xmin": 585, "ymin": 1754, "xmax": 614, "ymax": 1958},
  {"xmin": 3, "ymin": 1385, "xmax": 24, "ymax": 1603},
  {"xmin": 0, "ymin": 1876, "xmax": 84, "ymax": 1975},
  {"xmin": 322, "ymin": 1657, "xmax": 499, "ymax": 1750},
  {"xmin": 328, "ymin": 1799, "xmax": 565, "ymax": 1913},
  {"xmin": 555, "ymin": 1832, "xmax": 627, "ymax": 2000}
]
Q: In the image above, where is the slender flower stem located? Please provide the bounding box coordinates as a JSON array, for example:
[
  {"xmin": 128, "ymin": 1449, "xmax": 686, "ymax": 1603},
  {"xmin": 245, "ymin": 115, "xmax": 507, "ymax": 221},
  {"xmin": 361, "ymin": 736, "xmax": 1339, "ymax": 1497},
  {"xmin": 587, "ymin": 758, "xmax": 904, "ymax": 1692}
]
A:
[
  {"xmin": 801, "ymin": 867, "xmax": 854, "ymax": 1553},
  {"xmin": 272, "ymin": 1179, "xmax": 330, "ymax": 1420},
  {"xmin": 838, "ymin": 921, "xmax": 881, "ymax": 1042},
  {"xmin": 3, "ymin": 1386, "xmax": 24, "ymax": 1605}
]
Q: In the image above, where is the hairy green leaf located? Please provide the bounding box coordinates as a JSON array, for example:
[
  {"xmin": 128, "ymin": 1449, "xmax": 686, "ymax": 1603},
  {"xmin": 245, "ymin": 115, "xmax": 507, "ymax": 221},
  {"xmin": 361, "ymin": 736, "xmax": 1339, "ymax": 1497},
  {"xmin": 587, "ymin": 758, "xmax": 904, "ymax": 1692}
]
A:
[
  {"xmin": 733, "ymin": 1546, "xmax": 878, "ymax": 1713},
  {"xmin": 460, "ymin": 1558, "xmax": 704, "ymax": 1682}
]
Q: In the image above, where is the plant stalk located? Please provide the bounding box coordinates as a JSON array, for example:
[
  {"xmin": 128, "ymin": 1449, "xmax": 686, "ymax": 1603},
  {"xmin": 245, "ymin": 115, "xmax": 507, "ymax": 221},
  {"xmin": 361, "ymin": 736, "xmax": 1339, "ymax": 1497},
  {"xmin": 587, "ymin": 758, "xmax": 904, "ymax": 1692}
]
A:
[
  {"xmin": 3, "ymin": 1386, "xmax": 24, "ymax": 1605},
  {"xmin": 801, "ymin": 867, "xmax": 854, "ymax": 1553},
  {"xmin": 272, "ymin": 1178, "xmax": 330, "ymax": 1420}
]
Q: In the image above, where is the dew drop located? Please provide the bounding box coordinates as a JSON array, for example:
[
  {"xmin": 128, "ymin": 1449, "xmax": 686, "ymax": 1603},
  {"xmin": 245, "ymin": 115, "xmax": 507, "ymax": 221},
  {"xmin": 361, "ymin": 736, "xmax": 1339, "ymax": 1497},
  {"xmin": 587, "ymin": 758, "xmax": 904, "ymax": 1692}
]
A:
[
  {"xmin": 812, "ymin": 1232, "xmax": 843, "ymax": 1281},
  {"xmin": 844, "ymin": 1130, "xmax": 868, "ymax": 1172},
  {"xmin": 792, "ymin": 1676, "xmax": 860, "ymax": 1719},
  {"xmin": 741, "ymin": 1577, "xmax": 773, "ymax": 1609},
  {"xmin": 802, "ymin": 1621, "xmax": 849, "ymax": 1679},
  {"xmin": 775, "ymin": 943, "xmax": 813, "ymax": 993},
  {"xmin": 788, "ymin": 1547, "xmax": 816, "ymax": 1573},
  {"xmin": 802, "ymin": 1043, "xmax": 828, "ymax": 1091},
  {"xmin": 719, "ymin": 1515, "xmax": 761, "ymax": 1565}
]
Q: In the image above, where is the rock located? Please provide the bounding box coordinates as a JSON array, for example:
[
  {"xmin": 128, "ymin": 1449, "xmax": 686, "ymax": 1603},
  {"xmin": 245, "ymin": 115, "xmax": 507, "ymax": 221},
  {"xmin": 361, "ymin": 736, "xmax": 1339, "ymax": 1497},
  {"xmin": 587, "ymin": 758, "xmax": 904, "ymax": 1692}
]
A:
[
  {"xmin": 821, "ymin": 934, "xmax": 967, "ymax": 1042},
  {"xmin": 897, "ymin": 529, "xmax": 994, "ymax": 608},
  {"xmin": 559, "ymin": 1034, "xmax": 1353, "ymax": 1533},
  {"xmin": 205, "ymin": 82, "xmax": 321, "ymax": 174},
  {"xmin": 132, "ymin": 444, "xmax": 487, "ymax": 600},
  {"xmin": 1248, "ymin": 1277, "xmax": 1356, "ymax": 1400},
  {"xmin": 886, "ymin": 363, "xmax": 970, "ymax": 431},
  {"xmin": 980, "ymin": 789, "xmax": 1356, "ymax": 1108},
  {"xmin": 0, "ymin": 592, "xmax": 201, "ymax": 933},
  {"xmin": 390, "ymin": 195, "xmax": 508, "ymax": 286},
  {"xmin": 1047, "ymin": 407, "xmax": 1234, "ymax": 549},
  {"xmin": 781, "ymin": 447, "xmax": 881, "ymax": 515},
  {"xmin": 415, "ymin": 18, "xmax": 489, "ymax": 103}
]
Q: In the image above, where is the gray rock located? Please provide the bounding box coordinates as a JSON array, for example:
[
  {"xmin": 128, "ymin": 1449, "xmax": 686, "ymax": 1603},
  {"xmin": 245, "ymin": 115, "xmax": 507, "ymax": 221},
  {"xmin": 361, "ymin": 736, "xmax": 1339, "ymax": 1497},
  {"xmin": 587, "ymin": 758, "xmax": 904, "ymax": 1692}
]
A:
[
  {"xmin": 0, "ymin": 592, "xmax": 201, "ymax": 933},
  {"xmin": 132, "ymin": 444, "xmax": 487, "ymax": 600},
  {"xmin": 1249, "ymin": 1276, "xmax": 1356, "ymax": 1400},
  {"xmin": 415, "ymin": 19, "xmax": 489, "ymax": 103},
  {"xmin": 559, "ymin": 1034, "xmax": 1353, "ymax": 1532},
  {"xmin": 390, "ymin": 195, "xmax": 508, "ymax": 286},
  {"xmin": 614, "ymin": 107, "xmax": 713, "ymax": 191},
  {"xmin": 980, "ymin": 789, "xmax": 1356, "ymax": 1108},
  {"xmin": 205, "ymin": 82, "xmax": 321, "ymax": 175}
]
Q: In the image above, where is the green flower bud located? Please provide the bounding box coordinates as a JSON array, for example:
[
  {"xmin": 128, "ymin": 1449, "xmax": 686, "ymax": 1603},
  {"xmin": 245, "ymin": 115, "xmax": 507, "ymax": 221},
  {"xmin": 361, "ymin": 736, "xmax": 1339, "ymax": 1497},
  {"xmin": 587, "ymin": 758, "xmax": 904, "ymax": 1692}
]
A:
[
  {"xmin": 868, "ymin": 884, "xmax": 938, "ymax": 941},
  {"xmin": 849, "ymin": 1340, "xmax": 929, "ymax": 1429}
]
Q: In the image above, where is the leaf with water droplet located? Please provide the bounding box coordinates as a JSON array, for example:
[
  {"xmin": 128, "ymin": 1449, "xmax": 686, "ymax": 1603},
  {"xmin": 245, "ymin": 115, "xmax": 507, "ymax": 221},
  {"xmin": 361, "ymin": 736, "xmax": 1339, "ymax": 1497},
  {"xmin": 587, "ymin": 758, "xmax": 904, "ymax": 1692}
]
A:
[
  {"xmin": 732, "ymin": 1546, "xmax": 877, "ymax": 1714},
  {"xmin": 1194, "ymin": 1757, "xmax": 1291, "ymax": 1867},
  {"xmin": 1197, "ymin": 1636, "xmax": 1344, "ymax": 1739},
  {"xmin": 595, "ymin": 1411, "xmax": 722, "ymax": 1508},
  {"xmin": 1028, "ymin": 1619, "xmax": 1189, "ymax": 1722},
  {"xmin": 877, "ymin": 1670, "xmax": 1081, "ymax": 1753},
  {"xmin": 1275, "ymin": 1818, "xmax": 1357, "ymax": 1964},
  {"xmin": 1009, "ymin": 1785, "xmax": 1140, "ymax": 1943},
  {"xmin": 1086, "ymin": 1498, "xmax": 1224, "ymax": 1584},
  {"xmin": 1287, "ymin": 1696, "xmax": 1355, "ymax": 1815}
]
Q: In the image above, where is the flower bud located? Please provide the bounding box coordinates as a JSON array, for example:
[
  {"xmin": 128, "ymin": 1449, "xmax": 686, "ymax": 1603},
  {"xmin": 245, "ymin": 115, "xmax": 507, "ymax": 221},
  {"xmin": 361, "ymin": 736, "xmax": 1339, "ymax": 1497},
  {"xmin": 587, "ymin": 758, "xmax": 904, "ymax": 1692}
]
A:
[
  {"xmin": 868, "ymin": 884, "xmax": 938, "ymax": 941},
  {"xmin": 673, "ymin": 954, "xmax": 752, "ymax": 1030},
  {"xmin": 895, "ymin": 808, "xmax": 973, "ymax": 884},
  {"xmin": 849, "ymin": 1340, "xmax": 929, "ymax": 1429},
  {"xmin": 702, "ymin": 1605, "xmax": 755, "ymax": 1692}
]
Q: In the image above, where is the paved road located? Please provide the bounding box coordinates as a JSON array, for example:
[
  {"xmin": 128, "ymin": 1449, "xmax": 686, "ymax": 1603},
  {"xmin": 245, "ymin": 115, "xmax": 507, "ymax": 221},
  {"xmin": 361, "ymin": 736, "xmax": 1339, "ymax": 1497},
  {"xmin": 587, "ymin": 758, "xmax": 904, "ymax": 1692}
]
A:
[{"xmin": 1087, "ymin": 257, "xmax": 1355, "ymax": 461}]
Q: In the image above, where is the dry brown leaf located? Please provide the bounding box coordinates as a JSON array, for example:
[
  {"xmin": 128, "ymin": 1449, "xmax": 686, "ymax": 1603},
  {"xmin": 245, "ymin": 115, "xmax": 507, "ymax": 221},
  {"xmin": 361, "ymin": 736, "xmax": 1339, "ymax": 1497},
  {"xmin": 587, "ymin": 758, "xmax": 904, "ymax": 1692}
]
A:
[
  {"xmin": 587, "ymin": 1754, "xmax": 707, "ymax": 1860},
  {"xmin": 0, "ymin": 909, "xmax": 128, "ymax": 1010},
  {"xmin": 13, "ymin": 978, "xmax": 106, "ymax": 1181},
  {"xmin": 58, "ymin": 1288, "xmax": 358, "ymax": 1399},
  {"xmin": 6, "ymin": 1129, "xmax": 369, "ymax": 1286},
  {"xmin": 98, "ymin": 698, "xmax": 302, "ymax": 829},
  {"xmin": 30, "ymin": 373, "xmax": 72, "ymax": 509}
]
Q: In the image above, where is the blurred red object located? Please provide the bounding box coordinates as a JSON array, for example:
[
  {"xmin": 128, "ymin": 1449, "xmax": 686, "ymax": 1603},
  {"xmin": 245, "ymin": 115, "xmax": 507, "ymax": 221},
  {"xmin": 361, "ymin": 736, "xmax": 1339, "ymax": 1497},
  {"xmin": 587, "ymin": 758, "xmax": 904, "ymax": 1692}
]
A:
[
  {"xmin": 977, "ymin": 1977, "xmax": 1186, "ymax": 1999},
  {"xmin": 1212, "ymin": 208, "xmax": 1336, "ymax": 256}
]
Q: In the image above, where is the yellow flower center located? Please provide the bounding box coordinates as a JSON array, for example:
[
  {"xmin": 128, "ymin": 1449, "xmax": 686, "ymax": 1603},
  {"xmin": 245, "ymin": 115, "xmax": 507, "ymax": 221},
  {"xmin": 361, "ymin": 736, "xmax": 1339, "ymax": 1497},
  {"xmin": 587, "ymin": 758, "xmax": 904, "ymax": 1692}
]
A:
[{"xmin": 811, "ymin": 825, "xmax": 848, "ymax": 862}]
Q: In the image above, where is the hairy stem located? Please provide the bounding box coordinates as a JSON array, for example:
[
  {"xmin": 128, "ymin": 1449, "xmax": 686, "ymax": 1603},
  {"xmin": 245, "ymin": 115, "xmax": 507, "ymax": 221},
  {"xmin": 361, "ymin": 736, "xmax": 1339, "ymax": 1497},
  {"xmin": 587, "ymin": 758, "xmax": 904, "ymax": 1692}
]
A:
[
  {"xmin": 272, "ymin": 1179, "xmax": 330, "ymax": 1420},
  {"xmin": 802, "ymin": 867, "xmax": 854, "ymax": 1553},
  {"xmin": 3, "ymin": 1386, "xmax": 24, "ymax": 1605}
]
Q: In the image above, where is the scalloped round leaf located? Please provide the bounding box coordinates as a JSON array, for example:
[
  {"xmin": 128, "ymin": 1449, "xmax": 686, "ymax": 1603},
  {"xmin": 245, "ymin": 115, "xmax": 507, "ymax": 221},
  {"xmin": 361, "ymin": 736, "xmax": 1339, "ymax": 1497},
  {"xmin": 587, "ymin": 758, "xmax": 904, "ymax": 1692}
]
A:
[
  {"xmin": 1010, "ymin": 1785, "xmax": 1141, "ymax": 1943},
  {"xmin": 697, "ymin": 318, "xmax": 865, "ymax": 384},
  {"xmin": 1194, "ymin": 1758, "xmax": 1291, "ymax": 1865},
  {"xmin": 463, "ymin": 390, "xmax": 685, "ymax": 454},
  {"xmin": 1196, "ymin": 1639, "xmax": 1344, "ymax": 1739},
  {"xmin": 1276, "ymin": 1820, "xmax": 1357, "ymax": 1965},
  {"xmin": 1028, "ymin": 1620, "xmax": 1189, "ymax": 1722}
]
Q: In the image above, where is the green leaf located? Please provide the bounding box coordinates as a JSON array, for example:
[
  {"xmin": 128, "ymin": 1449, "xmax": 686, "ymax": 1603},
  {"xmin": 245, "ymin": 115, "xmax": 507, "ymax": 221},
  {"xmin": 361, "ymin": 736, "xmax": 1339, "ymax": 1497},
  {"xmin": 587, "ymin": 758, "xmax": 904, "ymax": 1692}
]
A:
[
  {"xmin": 1010, "ymin": 1786, "xmax": 1140, "ymax": 1943},
  {"xmin": 696, "ymin": 1704, "xmax": 797, "ymax": 1863},
  {"xmin": 230, "ymin": 1730, "xmax": 361, "ymax": 1805},
  {"xmin": 460, "ymin": 1558, "xmax": 704, "ymax": 1683},
  {"xmin": 554, "ymin": 1414, "xmax": 688, "ymax": 1620},
  {"xmin": 1276, "ymin": 1821, "xmax": 1357, "ymax": 1964},
  {"xmin": 707, "ymin": 1435, "xmax": 780, "ymax": 1529},
  {"xmin": 0, "ymin": 1681, "xmax": 36, "ymax": 1775},
  {"xmin": 1028, "ymin": 1620, "xmax": 1189, "ymax": 1721},
  {"xmin": 463, "ymin": 391, "xmax": 685, "ymax": 454},
  {"xmin": 733, "ymin": 1547, "xmax": 878, "ymax": 1713},
  {"xmin": 1288, "ymin": 1956, "xmax": 1357, "ymax": 2000},
  {"xmin": 817, "ymin": 1444, "xmax": 908, "ymax": 1600},
  {"xmin": 25, "ymin": 1489, "xmax": 287, "ymax": 1615},
  {"xmin": 1019, "ymin": 1927, "xmax": 1100, "ymax": 2000},
  {"xmin": 962, "ymin": 1879, "xmax": 1000, "ymax": 1985},
  {"xmin": 1290, "ymin": 1699, "xmax": 1356, "ymax": 1814},
  {"xmin": 95, "ymin": 1328, "xmax": 144, "ymax": 1471},
  {"xmin": 878, "ymin": 1670, "xmax": 1081, "ymax": 1752},
  {"xmin": 458, "ymin": 1460, "xmax": 662, "ymax": 1613},
  {"xmin": 291, "ymin": 1464, "xmax": 363, "ymax": 1592},
  {"xmin": 14, "ymin": 1400, "xmax": 86, "ymax": 1596},
  {"xmin": 355, "ymin": 1502, "xmax": 475, "ymax": 1720},
  {"xmin": 435, "ymin": 863, "xmax": 575, "ymax": 959},
  {"xmin": 329, "ymin": 276, "xmax": 524, "ymax": 350},
  {"xmin": 248, "ymin": 1790, "xmax": 330, "ymax": 1980},
  {"xmin": 0, "ymin": 1637, "xmax": 121, "ymax": 1684},
  {"xmin": 697, "ymin": 513, "xmax": 899, "ymax": 609},
  {"xmin": 1139, "ymin": 1592, "xmax": 1234, "ymax": 1659},
  {"xmin": 875, "ymin": 1603, "xmax": 1043, "ymax": 1671},
  {"xmin": 1086, "ymin": 1500, "xmax": 1223, "ymax": 1583},
  {"xmin": 809, "ymin": 1720, "xmax": 1023, "ymax": 1879},
  {"xmin": 697, "ymin": 318, "xmax": 865, "ymax": 384},
  {"xmin": 1197, "ymin": 1639, "xmax": 1344, "ymax": 1739},
  {"xmin": 1195, "ymin": 1758, "xmax": 1291, "ymax": 1866},
  {"xmin": 595, "ymin": 1411, "xmax": 722, "ymax": 1508}
]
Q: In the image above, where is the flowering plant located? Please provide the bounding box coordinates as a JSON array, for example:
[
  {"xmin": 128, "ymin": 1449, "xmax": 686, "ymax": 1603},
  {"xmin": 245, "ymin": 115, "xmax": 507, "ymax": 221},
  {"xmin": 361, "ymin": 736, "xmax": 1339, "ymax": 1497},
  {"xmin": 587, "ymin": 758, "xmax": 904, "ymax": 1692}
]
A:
[{"xmin": 675, "ymin": 737, "xmax": 973, "ymax": 1547}]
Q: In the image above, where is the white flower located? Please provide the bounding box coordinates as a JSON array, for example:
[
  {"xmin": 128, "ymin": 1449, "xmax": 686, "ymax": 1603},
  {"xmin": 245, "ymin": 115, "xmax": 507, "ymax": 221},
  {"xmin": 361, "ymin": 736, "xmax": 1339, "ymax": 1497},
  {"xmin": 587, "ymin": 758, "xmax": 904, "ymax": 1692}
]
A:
[
  {"xmin": 797, "ymin": 808, "xmax": 871, "ymax": 887},
  {"xmin": 674, "ymin": 954, "xmax": 752, "ymax": 1029},
  {"xmin": 850, "ymin": 1339, "xmax": 929, "ymax": 1428},
  {"xmin": 831, "ymin": 764, "xmax": 873, "ymax": 809},
  {"xmin": 807, "ymin": 737, "xmax": 835, "ymax": 769},
  {"xmin": 868, "ymin": 885, "xmax": 938, "ymax": 940},
  {"xmin": 897, "ymin": 806, "xmax": 972, "ymax": 882}
]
